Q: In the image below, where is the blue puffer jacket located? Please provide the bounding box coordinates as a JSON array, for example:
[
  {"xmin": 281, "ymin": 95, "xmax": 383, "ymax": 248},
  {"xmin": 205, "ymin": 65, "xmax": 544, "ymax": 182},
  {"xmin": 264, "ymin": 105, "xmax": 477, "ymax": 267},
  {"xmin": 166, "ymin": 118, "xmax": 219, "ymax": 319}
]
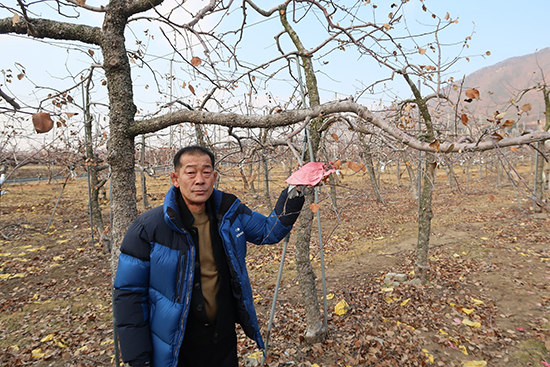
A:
[{"xmin": 114, "ymin": 186, "xmax": 304, "ymax": 367}]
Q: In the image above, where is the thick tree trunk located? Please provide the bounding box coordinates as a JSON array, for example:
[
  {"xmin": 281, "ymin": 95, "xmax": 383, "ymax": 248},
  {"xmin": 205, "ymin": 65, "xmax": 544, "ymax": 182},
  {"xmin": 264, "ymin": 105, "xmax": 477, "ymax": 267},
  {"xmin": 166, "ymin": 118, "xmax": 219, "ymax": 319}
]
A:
[
  {"xmin": 294, "ymin": 187, "xmax": 326, "ymax": 342},
  {"xmin": 102, "ymin": 0, "xmax": 139, "ymax": 275}
]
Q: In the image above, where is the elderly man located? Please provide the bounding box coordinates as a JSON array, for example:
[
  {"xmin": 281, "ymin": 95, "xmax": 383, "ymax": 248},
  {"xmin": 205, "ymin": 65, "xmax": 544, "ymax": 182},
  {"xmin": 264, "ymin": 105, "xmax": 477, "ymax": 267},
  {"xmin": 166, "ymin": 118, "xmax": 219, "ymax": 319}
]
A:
[{"xmin": 114, "ymin": 145, "xmax": 305, "ymax": 367}]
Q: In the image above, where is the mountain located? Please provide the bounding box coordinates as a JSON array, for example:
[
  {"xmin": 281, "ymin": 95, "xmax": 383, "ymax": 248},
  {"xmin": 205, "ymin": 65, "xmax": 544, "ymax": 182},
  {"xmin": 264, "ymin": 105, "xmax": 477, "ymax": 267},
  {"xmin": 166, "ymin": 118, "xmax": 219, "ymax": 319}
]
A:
[{"xmin": 461, "ymin": 47, "xmax": 550, "ymax": 129}]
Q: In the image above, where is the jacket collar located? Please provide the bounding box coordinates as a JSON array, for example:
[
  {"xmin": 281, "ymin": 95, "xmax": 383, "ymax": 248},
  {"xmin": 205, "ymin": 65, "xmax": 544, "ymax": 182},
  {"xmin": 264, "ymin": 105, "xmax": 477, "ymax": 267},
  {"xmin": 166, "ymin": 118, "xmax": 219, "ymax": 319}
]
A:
[{"xmin": 164, "ymin": 186, "xmax": 223, "ymax": 232}]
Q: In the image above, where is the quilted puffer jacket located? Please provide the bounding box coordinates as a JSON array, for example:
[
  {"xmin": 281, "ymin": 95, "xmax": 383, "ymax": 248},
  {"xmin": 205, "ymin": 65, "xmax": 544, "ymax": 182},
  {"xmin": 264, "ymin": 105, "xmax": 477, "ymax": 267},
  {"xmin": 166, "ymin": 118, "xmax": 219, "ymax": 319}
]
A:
[{"xmin": 114, "ymin": 186, "xmax": 304, "ymax": 367}]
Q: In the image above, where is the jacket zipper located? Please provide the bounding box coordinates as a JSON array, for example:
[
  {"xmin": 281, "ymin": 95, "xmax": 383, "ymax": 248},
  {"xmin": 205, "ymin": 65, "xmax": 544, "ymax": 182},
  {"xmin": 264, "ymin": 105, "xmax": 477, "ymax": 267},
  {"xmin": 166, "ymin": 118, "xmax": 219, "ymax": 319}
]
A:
[{"xmin": 173, "ymin": 232, "xmax": 195, "ymax": 366}]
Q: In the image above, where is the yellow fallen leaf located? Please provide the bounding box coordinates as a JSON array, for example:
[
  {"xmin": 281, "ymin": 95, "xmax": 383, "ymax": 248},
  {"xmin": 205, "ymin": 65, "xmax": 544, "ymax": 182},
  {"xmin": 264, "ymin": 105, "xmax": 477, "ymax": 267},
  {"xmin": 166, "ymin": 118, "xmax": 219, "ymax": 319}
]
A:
[
  {"xmin": 32, "ymin": 348, "xmax": 46, "ymax": 358},
  {"xmin": 312, "ymin": 364, "xmax": 320, "ymax": 367},
  {"xmin": 459, "ymin": 344, "xmax": 468, "ymax": 355},
  {"xmin": 449, "ymin": 302, "xmax": 456, "ymax": 307},
  {"xmin": 400, "ymin": 298, "xmax": 410, "ymax": 306},
  {"xmin": 334, "ymin": 299, "xmax": 349, "ymax": 315},
  {"xmin": 462, "ymin": 308, "xmax": 474, "ymax": 315},
  {"xmin": 471, "ymin": 298, "xmax": 484, "ymax": 306},
  {"xmin": 0, "ymin": 274, "xmax": 10, "ymax": 279},
  {"xmin": 326, "ymin": 293, "xmax": 335, "ymax": 300},
  {"xmin": 0, "ymin": 253, "xmax": 12, "ymax": 257},
  {"xmin": 52, "ymin": 256, "xmax": 64, "ymax": 261},
  {"xmin": 55, "ymin": 339, "xmax": 68, "ymax": 348},
  {"xmin": 384, "ymin": 297, "xmax": 395, "ymax": 304},
  {"xmin": 10, "ymin": 345, "xmax": 19, "ymax": 351},
  {"xmin": 374, "ymin": 236, "xmax": 385, "ymax": 240},
  {"xmin": 100, "ymin": 339, "xmax": 114, "ymax": 345},
  {"xmin": 247, "ymin": 351, "xmax": 263, "ymax": 362},
  {"xmin": 27, "ymin": 246, "xmax": 45, "ymax": 252},
  {"xmin": 380, "ymin": 287, "xmax": 394, "ymax": 292},
  {"xmin": 462, "ymin": 361, "xmax": 487, "ymax": 367},
  {"xmin": 40, "ymin": 334, "xmax": 54, "ymax": 342},
  {"xmin": 77, "ymin": 345, "xmax": 88, "ymax": 351},
  {"xmin": 10, "ymin": 273, "xmax": 26, "ymax": 279},
  {"xmin": 439, "ymin": 329, "xmax": 448, "ymax": 335},
  {"xmin": 462, "ymin": 319, "xmax": 481, "ymax": 328},
  {"xmin": 422, "ymin": 349, "xmax": 434, "ymax": 363}
]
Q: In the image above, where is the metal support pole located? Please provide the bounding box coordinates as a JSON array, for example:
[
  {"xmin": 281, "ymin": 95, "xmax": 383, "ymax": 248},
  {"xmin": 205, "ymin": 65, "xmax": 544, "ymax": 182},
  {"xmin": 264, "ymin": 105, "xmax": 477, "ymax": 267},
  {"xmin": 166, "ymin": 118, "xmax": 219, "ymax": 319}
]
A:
[
  {"xmin": 82, "ymin": 83, "xmax": 95, "ymax": 246},
  {"xmin": 264, "ymin": 234, "xmax": 290, "ymax": 350}
]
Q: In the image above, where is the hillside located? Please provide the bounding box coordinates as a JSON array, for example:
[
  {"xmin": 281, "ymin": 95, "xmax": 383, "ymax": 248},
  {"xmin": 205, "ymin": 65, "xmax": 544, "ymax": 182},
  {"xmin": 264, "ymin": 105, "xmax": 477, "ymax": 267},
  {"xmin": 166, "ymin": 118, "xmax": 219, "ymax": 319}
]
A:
[{"xmin": 462, "ymin": 48, "xmax": 550, "ymax": 128}]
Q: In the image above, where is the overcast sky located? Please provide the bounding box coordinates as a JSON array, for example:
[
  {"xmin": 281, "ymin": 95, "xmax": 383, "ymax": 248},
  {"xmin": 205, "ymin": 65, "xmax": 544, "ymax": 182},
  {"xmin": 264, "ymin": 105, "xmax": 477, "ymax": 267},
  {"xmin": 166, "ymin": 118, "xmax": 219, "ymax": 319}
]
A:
[{"xmin": 1, "ymin": 0, "xmax": 549, "ymax": 115}]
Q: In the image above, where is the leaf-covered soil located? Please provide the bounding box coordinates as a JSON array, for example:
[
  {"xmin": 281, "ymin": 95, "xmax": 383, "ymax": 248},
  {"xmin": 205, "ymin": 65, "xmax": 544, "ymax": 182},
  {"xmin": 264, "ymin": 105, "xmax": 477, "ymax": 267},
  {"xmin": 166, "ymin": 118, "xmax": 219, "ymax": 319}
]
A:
[{"xmin": 0, "ymin": 165, "xmax": 549, "ymax": 367}]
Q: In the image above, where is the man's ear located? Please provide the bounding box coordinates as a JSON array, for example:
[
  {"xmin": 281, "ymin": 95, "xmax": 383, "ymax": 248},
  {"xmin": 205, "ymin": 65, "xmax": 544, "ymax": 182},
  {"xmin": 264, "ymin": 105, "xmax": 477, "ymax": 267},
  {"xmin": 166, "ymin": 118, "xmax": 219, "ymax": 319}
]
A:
[
  {"xmin": 170, "ymin": 171, "xmax": 179, "ymax": 187},
  {"xmin": 213, "ymin": 171, "xmax": 218, "ymax": 181}
]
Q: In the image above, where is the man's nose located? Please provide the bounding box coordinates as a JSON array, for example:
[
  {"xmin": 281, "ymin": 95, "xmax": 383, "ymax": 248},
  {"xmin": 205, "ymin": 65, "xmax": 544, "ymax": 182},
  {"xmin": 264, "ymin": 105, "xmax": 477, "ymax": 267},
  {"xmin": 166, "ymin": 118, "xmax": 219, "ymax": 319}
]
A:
[{"xmin": 195, "ymin": 172, "xmax": 205, "ymax": 184}]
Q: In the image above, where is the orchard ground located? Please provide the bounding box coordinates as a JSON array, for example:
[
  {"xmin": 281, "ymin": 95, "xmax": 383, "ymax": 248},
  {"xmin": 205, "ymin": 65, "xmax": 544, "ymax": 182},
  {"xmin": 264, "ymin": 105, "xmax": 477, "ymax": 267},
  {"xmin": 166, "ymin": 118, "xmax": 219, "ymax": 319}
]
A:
[{"xmin": 0, "ymin": 160, "xmax": 549, "ymax": 367}]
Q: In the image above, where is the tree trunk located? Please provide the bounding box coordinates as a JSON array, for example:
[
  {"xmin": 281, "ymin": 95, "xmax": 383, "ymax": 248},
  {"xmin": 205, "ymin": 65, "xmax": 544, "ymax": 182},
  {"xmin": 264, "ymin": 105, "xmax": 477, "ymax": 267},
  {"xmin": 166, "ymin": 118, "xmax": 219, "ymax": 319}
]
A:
[
  {"xmin": 83, "ymin": 68, "xmax": 110, "ymax": 254},
  {"xmin": 533, "ymin": 88, "xmax": 550, "ymax": 212},
  {"xmin": 102, "ymin": 0, "xmax": 139, "ymax": 276},
  {"xmin": 404, "ymin": 157, "xmax": 418, "ymax": 200},
  {"xmin": 534, "ymin": 141, "xmax": 545, "ymax": 213},
  {"xmin": 444, "ymin": 163, "xmax": 459, "ymax": 194},
  {"xmin": 359, "ymin": 136, "xmax": 384, "ymax": 203},
  {"xmin": 294, "ymin": 187, "xmax": 326, "ymax": 342},
  {"xmin": 280, "ymin": 6, "xmax": 326, "ymax": 343},
  {"xmin": 262, "ymin": 152, "xmax": 272, "ymax": 212},
  {"xmin": 415, "ymin": 157, "xmax": 436, "ymax": 282}
]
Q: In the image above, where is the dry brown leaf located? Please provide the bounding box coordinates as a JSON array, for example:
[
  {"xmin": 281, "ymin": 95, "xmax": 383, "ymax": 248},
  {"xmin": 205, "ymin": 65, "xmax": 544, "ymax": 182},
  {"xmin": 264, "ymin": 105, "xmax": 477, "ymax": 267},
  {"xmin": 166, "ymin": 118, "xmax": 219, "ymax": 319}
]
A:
[
  {"xmin": 190, "ymin": 56, "xmax": 202, "ymax": 67},
  {"xmin": 32, "ymin": 112, "xmax": 54, "ymax": 133},
  {"xmin": 309, "ymin": 203, "xmax": 320, "ymax": 213},
  {"xmin": 383, "ymin": 23, "xmax": 391, "ymax": 30},
  {"xmin": 88, "ymin": 49, "xmax": 95, "ymax": 57},
  {"xmin": 465, "ymin": 88, "xmax": 480, "ymax": 99},
  {"xmin": 445, "ymin": 143, "xmax": 455, "ymax": 154},
  {"xmin": 331, "ymin": 133, "xmax": 339, "ymax": 141},
  {"xmin": 520, "ymin": 103, "xmax": 532, "ymax": 114},
  {"xmin": 491, "ymin": 132, "xmax": 504, "ymax": 141},
  {"xmin": 333, "ymin": 160, "xmax": 342, "ymax": 169},
  {"xmin": 510, "ymin": 146, "xmax": 518, "ymax": 152},
  {"xmin": 17, "ymin": 73, "xmax": 24, "ymax": 80},
  {"xmin": 502, "ymin": 119, "xmax": 514, "ymax": 128},
  {"xmin": 189, "ymin": 84, "xmax": 195, "ymax": 95},
  {"xmin": 347, "ymin": 161, "xmax": 365, "ymax": 172},
  {"xmin": 12, "ymin": 13, "xmax": 20, "ymax": 26},
  {"xmin": 429, "ymin": 139, "xmax": 440, "ymax": 153},
  {"xmin": 419, "ymin": 47, "xmax": 426, "ymax": 55},
  {"xmin": 76, "ymin": 0, "xmax": 86, "ymax": 6},
  {"xmin": 461, "ymin": 114, "xmax": 469, "ymax": 125}
]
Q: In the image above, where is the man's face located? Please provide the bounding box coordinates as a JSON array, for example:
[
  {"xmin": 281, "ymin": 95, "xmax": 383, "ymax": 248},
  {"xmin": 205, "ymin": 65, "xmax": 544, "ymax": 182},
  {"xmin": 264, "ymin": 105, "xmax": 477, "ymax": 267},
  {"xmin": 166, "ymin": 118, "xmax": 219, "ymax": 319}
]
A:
[{"xmin": 170, "ymin": 153, "xmax": 217, "ymax": 211}]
